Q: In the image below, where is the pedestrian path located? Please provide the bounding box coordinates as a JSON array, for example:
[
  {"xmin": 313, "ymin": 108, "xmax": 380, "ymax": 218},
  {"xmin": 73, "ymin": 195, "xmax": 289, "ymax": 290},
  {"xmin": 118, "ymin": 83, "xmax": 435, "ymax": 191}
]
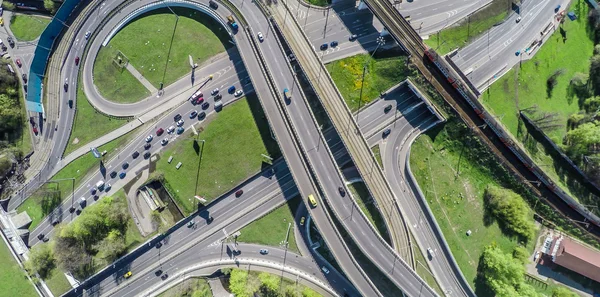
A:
[{"xmin": 125, "ymin": 63, "xmax": 158, "ymax": 93}]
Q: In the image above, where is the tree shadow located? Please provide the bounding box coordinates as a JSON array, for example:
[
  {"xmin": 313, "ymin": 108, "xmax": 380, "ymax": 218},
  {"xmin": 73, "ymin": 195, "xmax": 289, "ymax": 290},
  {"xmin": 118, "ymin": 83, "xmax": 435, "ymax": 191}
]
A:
[{"xmin": 473, "ymin": 254, "xmax": 495, "ymax": 297}]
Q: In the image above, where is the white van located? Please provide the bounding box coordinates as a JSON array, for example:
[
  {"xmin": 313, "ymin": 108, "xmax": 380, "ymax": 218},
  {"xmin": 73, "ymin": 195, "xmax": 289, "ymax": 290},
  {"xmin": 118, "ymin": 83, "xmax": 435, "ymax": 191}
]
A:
[{"xmin": 96, "ymin": 180, "xmax": 105, "ymax": 190}]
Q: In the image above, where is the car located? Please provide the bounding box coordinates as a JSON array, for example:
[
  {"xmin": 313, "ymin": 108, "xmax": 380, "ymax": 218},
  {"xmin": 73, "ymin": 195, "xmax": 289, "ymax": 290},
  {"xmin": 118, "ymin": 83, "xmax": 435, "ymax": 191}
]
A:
[
  {"xmin": 338, "ymin": 186, "xmax": 346, "ymax": 197},
  {"xmin": 156, "ymin": 128, "xmax": 164, "ymax": 136},
  {"xmin": 145, "ymin": 135, "xmax": 153, "ymax": 143},
  {"xmin": 533, "ymin": 251, "xmax": 541, "ymax": 262},
  {"xmin": 161, "ymin": 273, "xmax": 168, "ymax": 280},
  {"xmin": 190, "ymin": 110, "xmax": 198, "ymax": 118},
  {"xmin": 15, "ymin": 59, "xmax": 21, "ymax": 67},
  {"xmin": 235, "ymin": 189, "xmax": 243, "ymax": 197},
  {"xmin": 211, "ymin": 88, "xmax": 219, "ymax": 95},
  {"xmin": 189, "ymin": 90, "xmax": 203, "ymax": 101},
  {"xmin": 0, "ymin": 8, "xmax": 3, "ymax": 16},
  {"xmin": 320, "ymin": 43, "xmax": 328, "ymax": 50},
  {"xmin": 176, "ymin": 119, "xmax": 184, "ymax": 127},
  {"xmin": 79, "ymin": 197, "xmax": 87, "ymax": 208},
  {"xmin": 105, "ymin": 183, "xmax": 112, "ymax": 192},
  {"xmin": 427, "ymin": 247, "xmax": 435, "ymax": 258},
  {"xmin": 257, "ymin": 32, "xmax": 264, "ymax": 42},
  {"xmin": 214, "ymin": 94, "xmax": 222, "ymax": 100},
  {"xmin": 22, "ymin": 73, "xmax": 27, "ymax": 83},
  {"xmin": 300, "ymin": 216, "xmax": 305, "ymax": 225},
  {"xmin": 64, "ymin": 82, "xmax": 68, "ymax": 92},
  {"xmin": 7, "ymin": 37, "xmax": 14, "ymax": 48},
  {"xmin": 51, "ymin": 217, "xmax": 60, "ymax": 226},
  {"xmin": 259, "ymin": 249, "xmax": 269, "ymax": 255},
  {"xmin": 37, "ymin": 234, "xmax": 45, "ymax": 240},
  {"xmin": 167, "ymin": 126, "xmax": 175, "ymax": 134},
  {"xmin": 155, "ymin": 241, "xmax": 163, "ymax": 249},
  {"xmin": 90, "ymin": 188, "xmax": 97, "ymax": 195},
  {"xmin": 194, "ymin": 97, "xmax": 204, "ymax": 105},
  {"xmin": 382, "ymin": 128, "xmax": 391, "ymax": 138},
  {"xmin": 161, "ymin": 138, "xmax": 169, "ymax": 145},
  {"xmin": 33, "ymin": 127, "xmax": 38, "ymax": 134},
  {"xmin": 176, "ymin": 127, "xmax": 184, "ymax": 134},
  {"xmin": 234, "ymin": 90, "xmax": 243, "ymax": 97},
  {"xmin": 228, "ymin": 86, "xmax": 236, "ymax": 94},
  {"xmin": 515, "ymin": 50, "xmax": 521, "ymax": 56},
  {"xmin": 198, "ymin": 111, "xmax": 206, "ymax": 120},
  {"xmin": 202, "ymin": 101, "xmax": 210, "ymax": 110},
  {"xmin": 288, "ymin": 53, "xmax": 296, "ymax": 62},
  {"xmin": 308, "ymin": 194, "xmax": 317, "ymax": 208},
  {"xmin": 330, "ymin": 40, "xmax": 338, "ymax": 47},
  {"xmin": 124, "ymin": 271, "xmax": 132, "ymax": 279},
  {"xmin": 144, "ymin": 152, "xmax": 151, "ymax": 159},
  {"xmin": 75, "ymin": 56, "xmax": 80, "ymax": 65},
  {"xmin": 187, "ymin": 220, "xmax": 195, "ymax": 228},
  {"xmin": 384, "ymin": 104, "xmax": 393, "ymax": 113},
  {"xmin": 174, "ymin": 114, "xmax": 182, "ymax": 121},
  {"xmin": 68, "ymin": 100, "xmax": 73, "ymax": 108},
  {"xmin": 0, "ymin": 17, "xmax": 4, "ymax": 26},
  {"xmin": 110, "ymin": 171, "xmax": 117, "ymax": 178},
  {"xmin": 155, "ymin": 270, "xmax": 163, "ymax": 276},
  {"xmin": 144, "ymin": 143, "xmax": 151, "ymax": 150},
  {"xmin": 122, "ymin": 162, "xmax": 129, "ymax": 170},
  {"xmin": 349, "ymin": 34, "xmax": 358, "ymax": 41},
  {"xmin": 321, "ymin": 266, "xmax": 330, "ymax": 275},
  {"xmin": 209, "ymin": 0, "xmax": 218, "ymax": 8},
  {"xmin": 85, "ymin": 31, "xmax": 91, "ymax": 40},
  {"xmin": 283, "ymin": 88, "xmax": 291, "ymax": 100},
  {"xmin": 117, "ymin": 172, "xmax": 125, "ymax": 179},
  {"xmin": 132, "ymin": 151, "xmax": 139, "ymax": 159},
  {"xmin": 516, "ymin": 16, "xmax": 521, "ymax": 23}
]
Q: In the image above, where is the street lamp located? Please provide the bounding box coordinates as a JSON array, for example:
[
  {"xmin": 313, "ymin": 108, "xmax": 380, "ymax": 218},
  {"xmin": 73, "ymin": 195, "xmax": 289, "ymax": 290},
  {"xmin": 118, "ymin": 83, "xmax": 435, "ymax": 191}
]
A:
[
  {"xmin": 159, "ymin": 5, "xmax": 180, "ymax": 95},
  {"xmin": 356, "ymin": 36, "xmax": 385, "ymax": 123}
]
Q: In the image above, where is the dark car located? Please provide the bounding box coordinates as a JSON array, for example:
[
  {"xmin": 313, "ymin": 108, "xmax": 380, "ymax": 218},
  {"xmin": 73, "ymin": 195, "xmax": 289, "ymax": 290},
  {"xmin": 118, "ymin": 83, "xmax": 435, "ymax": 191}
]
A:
[
  {"xmin": 119, "ymin": 172, "xmax": 126, "ymax": 179},
  {"xmin": 68, "ymin": 100, "xmax": 73, "ymax": 109},
  {"xmin": 161, "ymin": 273, "xmax": 168, "ymax": 280},
  {"xmin": 110, "ymin": 171, "xmax": 117, "ymax": 178},
  {"xmin": 384, "ymin": 104, "xmax": 393, "ymax": 113},
  {"xmin": 155, "ymin": 270, "xmax": 163, "ymax": 276},
  {"xmin": 155, "ymin": 241, "xmax": 163, "ymax": 249},
  {"xmin": 209, "ymin": 0, "xmax": 218, "ymax": 8},
  {"xmin": 201, "ymin": 101, "xmax": 210, "ymax": 110},
  {"xmin": 382, "ymin": 128, "xmax": 391, "ymax": 138},
  {"xmin": 320, "ymin": 43, "xmax": 328, "ymax": 50},
  {"xmin": 235, "ymin": 189, "xmax": 243, "ymax": 197},
  {"xmin": 190, "ymin": 110, "xmax": 198, "ymax": 118},
  {"xmin": 349, "ymin": 34, "xmax": 358, "ymax": 41},
  {"xmin": 174, "ymin": 114, "xmax": 182, "ymax": 121},
  {"xmin": 228, "ymin": 86, "xmax": 236, "ymax": 94},
  {"xmin": 338, "ymin": 186, "xmax": 346, "ymax": 197},
  {"xmin": 90, "ymin": 188, "xmax": 97, "ymax": 195},
  {"xmin": 198, "ymin": 111, "xmax": 206, "ymax": 120},
  {"xmin": 22, "ymin": 73, "xmax": 27, "ymax": 83},
  {"xmin": 156, "ymin": 128, "xmax": 164, "ymax": 136},
  {"xmin": 214, "ymin": 94, "xmax": 222, "ymax": 100},
  {"xmin": 64, "ymin": 83, "xmax": 68, "ymax": 92},
  {"xmin": 330, "ymin": 41, "xmax": 338, "ymax": 47},
  {"xmin": 37, "ymin": 234, "xmax": 45, "ymax": 240},
  {"xmin": 144, "ymin": 143, "xmax": 151, "ymax": 150},
  {"xmin": 144, "ymin": 151, "xmax": 151, "ymax": 159},
  {"xmin": 75, "ymin": 56, "xmax": 80, "ymax": 65},
  {"xmin": 132, "ymin": 151, "xmax": 139, "ymax": 159},
  {"xmin": 122, "ymin": 162, "xmax": 129, "ymax": 170},
  {"xmin": 7, "ymin": 36, "xmax": 14, "ymax": 47}
]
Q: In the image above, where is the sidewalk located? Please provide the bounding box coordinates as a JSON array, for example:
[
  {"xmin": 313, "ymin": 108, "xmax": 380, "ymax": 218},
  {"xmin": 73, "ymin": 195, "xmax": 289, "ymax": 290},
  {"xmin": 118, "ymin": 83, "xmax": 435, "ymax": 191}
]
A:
[
  {"xmin": 208, "ymin": 278, "xmax": 231, "ymax": 297},
  {"xmin": 125, "ymin": 63, "xmax": 158, "ymax": 94}
]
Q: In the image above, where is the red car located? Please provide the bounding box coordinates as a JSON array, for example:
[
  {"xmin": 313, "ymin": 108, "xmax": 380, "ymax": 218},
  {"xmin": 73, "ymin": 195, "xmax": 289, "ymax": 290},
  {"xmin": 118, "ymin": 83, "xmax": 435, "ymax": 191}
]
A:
[
  {"xmin": 75, "ymin": 56, "xmax": 80, "ymax": 66},
  {"xmin": 33, "ymin": 127, "xmax": 38, "ymax": 135},
  {"xmin": 195, "ymin": 97, "xmax": 204, "ymax": 105},
  {"xmin": 235, "ymin": 189, "xmax": 243, "ymax": 197},
  {"xmin": 15, "ymin": 58, "xmax": 22, "ymax": 67},
  {"xmin": 156, "ymin": 128, "xmax": 164, "ymax": 136}
]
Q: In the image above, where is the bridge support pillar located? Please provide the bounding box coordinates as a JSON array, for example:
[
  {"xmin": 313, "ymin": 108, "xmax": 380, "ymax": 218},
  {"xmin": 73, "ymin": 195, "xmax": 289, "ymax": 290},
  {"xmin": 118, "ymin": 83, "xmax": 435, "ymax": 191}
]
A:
[{"xmin": 357, "ymin": 0, "xmax": 368, "ymax": 10}]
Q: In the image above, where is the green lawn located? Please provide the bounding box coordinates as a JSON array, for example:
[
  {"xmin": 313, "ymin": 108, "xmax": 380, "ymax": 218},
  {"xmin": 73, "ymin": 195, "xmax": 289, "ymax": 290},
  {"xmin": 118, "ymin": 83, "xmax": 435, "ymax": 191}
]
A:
[
  {"xmin": 371, "ymin": 144, "xmax": 382, "ymax": 168},
  {"xmin": 347, "ymin": 182, "xmax": 389, "ymax": 242},
  {"xmin": 327, "ymin": 54, "xmax": 411, "ymax": 111},
  {"xmin": 92, "ymin": 46, "xmax": 150, "ymax": 103},
  {"xmin": 44, "ymin": 267, "xmax": 72, "ymax": 296},
  {"xmin": 10, "ymin": 14, "xmax": 50, "ymax": 41},
  {"xmin": 306, "ymin": 0, "xmax": 330, "ymax": 6},
  {"xmin": 64, "ymin": 85, "xmax": 129, "ymax": 155},
  {"xmin": 409, "ymin": 132, "xmax": 536, "ymax": 293},
  {"xmin": 18, "ymin": 131, "xmax": 135, "ymax": 230},
  {"xmin": 96, "ymin": 7, "xmax": 231, "ymax": 94},
  {"xmin": 156, "ymin": 97, "xmax": 279, "ymax": 215},
  {"xmin": 0, "ymin": 239, "xmax": 38, "ymax": 296},
  {"xmin": 157, "ymin": 277, "xmax": 210, "ymax": 297},
  {"xmin": 237, "ymin": 196, "xmax": 301, "ymax": 254}
]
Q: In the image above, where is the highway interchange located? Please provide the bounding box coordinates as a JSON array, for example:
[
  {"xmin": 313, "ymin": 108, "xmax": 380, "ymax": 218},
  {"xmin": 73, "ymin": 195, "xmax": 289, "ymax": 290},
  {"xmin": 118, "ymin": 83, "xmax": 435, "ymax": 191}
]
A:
[{"xmin": 1, "ymin": 0, "xmax": 583, "ymax": 296}]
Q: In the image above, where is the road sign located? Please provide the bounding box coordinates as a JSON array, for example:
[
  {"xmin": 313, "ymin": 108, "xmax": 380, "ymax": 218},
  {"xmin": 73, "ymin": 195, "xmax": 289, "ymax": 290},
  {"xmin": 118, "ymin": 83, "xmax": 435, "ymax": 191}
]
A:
[{"xmin": 90, "ymin": 147, "xmax": 101, "ymax": 158}]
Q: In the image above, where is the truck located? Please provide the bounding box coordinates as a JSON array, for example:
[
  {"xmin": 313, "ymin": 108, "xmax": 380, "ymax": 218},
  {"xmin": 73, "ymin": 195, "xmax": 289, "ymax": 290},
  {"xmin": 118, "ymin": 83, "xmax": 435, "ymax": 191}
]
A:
[{"xmin": 227, "ymin": 15, "xmax": 238, "ymax": 31}]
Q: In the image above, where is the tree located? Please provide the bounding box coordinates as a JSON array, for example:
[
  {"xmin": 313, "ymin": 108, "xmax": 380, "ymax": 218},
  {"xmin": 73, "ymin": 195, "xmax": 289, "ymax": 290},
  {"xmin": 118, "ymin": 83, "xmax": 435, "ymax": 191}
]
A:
[
  {"xmin": 53, "ymin": 225, "xmax": 91, "ymax": 277},
  {"xmin": 480, "ymin": 244, "xmax": 541, "ymax": 297},
  {"xmin": 552, "ymin": 287, "xmax": 579, "ymax": 297},
  {"xmin": 43, "ymin": 0, "xmax": 57, "ymax": 14},
  {"xmin": 484, "ymin": 186, "xmax": 535, "ymax": 241},
  {"xmin": 589, "ymin": 55, "xmax": 600, "ymax": 95},
  {"xmin": 512, "ymin": 246, "xmax": 529, "ymax": 265},
  {"xmin": 258, "ymin": 272, "xmax": 279, "ymax": 297},
  {"xmin": 0, "ymin": 94, "xmax": 21, "ymax": 135},
  {"xmin": 569, "ymin": 72, "xmax": 589, "ymax": 98},
  {"xmin": 93, "ymin": 230, "xmax": 127, "ymax": 261},
  {"xmin": 565, "ymin": 122, "xmax": 600, "ymax": 162},
  {"xmin": 24, "ymin": 243, "xmax": 55, "ymax": 279},
  {"xmin": 229, "ymin": 269, "xmax": 250, "ymax": 297},
  {"xmin": 1, "ymin": 2, "xmax": 15, "ymax": 10}
]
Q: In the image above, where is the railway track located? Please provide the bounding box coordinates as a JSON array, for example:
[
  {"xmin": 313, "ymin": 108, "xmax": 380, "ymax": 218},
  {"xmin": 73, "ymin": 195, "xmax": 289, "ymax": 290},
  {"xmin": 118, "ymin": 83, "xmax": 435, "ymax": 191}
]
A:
[{"xmin": 365, "ymin": 0, "xmax": 600, "ymax": 242}]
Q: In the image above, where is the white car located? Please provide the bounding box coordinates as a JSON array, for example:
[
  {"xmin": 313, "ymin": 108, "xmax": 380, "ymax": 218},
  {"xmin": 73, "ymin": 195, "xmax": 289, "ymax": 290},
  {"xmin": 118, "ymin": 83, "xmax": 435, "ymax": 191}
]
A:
[
  {"xmin": 427, "ymin": 247, "xmax": 435, "ymax": 258},
  {"xmin": 211, "ymin": 88, "xmax": 219, "ymax": 95},
  {"xmin": 85, "ymin": 31, "xmax": 91, "ymax": 40},
  {"xmin": 176, "ymin": 119, "xmax": 184, "ymax": 127},
  {"xmin": 257, "ymin": 32, "xmax": 264, "ymax": 42},
  {"xmin": 234, "ymin": 90, "xmax": 243, "ymax": 97},
  {"xmin": 161, "ymin": 138, "xmax": 169, "ymax": 145},
  {"xmin": 167, "ymin": 126, "xmax": 175, "ymax": 134},
  {"xmin": 321, "ymin": 266, "xmax": 330, "ymax": 275},
  {"xmin": 145, "ymin": 135, "xmax": 153, "ymax": 143}
]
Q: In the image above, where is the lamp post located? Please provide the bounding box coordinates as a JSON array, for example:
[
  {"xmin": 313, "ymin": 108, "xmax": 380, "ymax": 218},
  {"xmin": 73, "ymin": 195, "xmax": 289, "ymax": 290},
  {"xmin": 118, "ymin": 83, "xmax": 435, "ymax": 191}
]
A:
[
  {"xmin": 356, "ymin": 36, "xmax": 385, "ymax": 123},
  {"xmin": 159, "ymin": 5, "xmax": 180, "ymax": 95}
]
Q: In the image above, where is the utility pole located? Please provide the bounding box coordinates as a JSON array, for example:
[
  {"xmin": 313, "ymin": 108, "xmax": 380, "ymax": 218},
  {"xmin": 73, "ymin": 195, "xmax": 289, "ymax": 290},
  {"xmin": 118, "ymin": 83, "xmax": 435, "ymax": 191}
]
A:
[
  {"xmin": 160, "ymin": 5, "xmax": 180, "ymax": 95},
  {"xmin": 279, "ymin": 222, "xmax": 292, "ymax": 293},
  {"xmin": 356, "ymin": 36, "xmax": 385, "ymax": 124}
]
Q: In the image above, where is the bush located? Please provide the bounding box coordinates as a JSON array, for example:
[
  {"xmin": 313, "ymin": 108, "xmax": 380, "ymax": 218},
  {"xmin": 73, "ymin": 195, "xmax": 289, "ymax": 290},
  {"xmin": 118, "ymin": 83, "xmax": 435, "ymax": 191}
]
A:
[
  {"xmin": 552, "ymin": 287, "xmax": 579, "ymax": 297},
  {"xmin": 484, "ymin": 185, "xmax": 535, "ymax": 241},
  {"xmin": 24, "ymin": 243, "xmax": 55, "ymax": 279},
  {"xmin": 479, "ymin": 244, "xmax": 540, "ymax": 297}
]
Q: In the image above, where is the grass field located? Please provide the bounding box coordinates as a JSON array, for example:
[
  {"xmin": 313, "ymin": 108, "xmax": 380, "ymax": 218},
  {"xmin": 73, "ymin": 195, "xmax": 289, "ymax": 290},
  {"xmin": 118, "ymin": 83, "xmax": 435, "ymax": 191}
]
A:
[
  {"xmin": 10, "ymin": 14, "xmax": 50, "ymax": 41},
  {"xmin": 94, "ymin": 7, "xmax": 231, "ymax": 99},
  {"xmin": 424, "ymin": 0, "xmax": 511, "ymax": 55},
  {"xmin": 347, "ymin": 182, "xmax": 389, "ymax": 242},
  {"xmin": 44, "ymin": 267, "xmax": 72, "ymax": 296},
  {"xmin": 18, "ymin": 132, "xmax": 135, "ymax": 230},
  {"xmin": 372, "ymin": 145, "xmax": 382, "ymax": 168},
  {"xmin": 483, "ymin": 0, "xmax": 591, "ymax": 144},
  {"xmin": 0, "ymin": 239, "xmax": 37, "ymax": 296},
  {"xmin": 237, "ymin": 196, "xmax": 301, "ymax": 254},
  {"xmin": 156, "ymin": 97, "xmax": 279, "ymax": 215},
  {"xmin": 327, "ymin": 54, "xmax": 411, "ymax": 111},
  {"xmin": 306, "ymin": 0, "xmax": 330, "ymax": 6},
  {"xmin": 157, "ymin": 277, "xmax": 210, "ymax": 297},
  {"xmin": 409, "ymin": 130, "xmax": 537, "ymax": 294},
  {"xmin": 92, "ymin": 47, "xmax": 150, "ymax": 103}
]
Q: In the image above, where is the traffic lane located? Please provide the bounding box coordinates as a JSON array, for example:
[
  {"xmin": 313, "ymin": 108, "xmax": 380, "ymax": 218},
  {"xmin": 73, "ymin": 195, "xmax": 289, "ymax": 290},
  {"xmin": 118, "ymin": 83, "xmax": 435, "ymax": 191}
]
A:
[
  {"xmin": 357, "ymin": 88, "xmax": 421, "ymax": 136},
  {"xmin": 405, "ymin": 0, "xmax": 492, "ymax": 35},
  {"xmin": 30, "ymin": 71, "xmax": 254, "ymax": 244}
]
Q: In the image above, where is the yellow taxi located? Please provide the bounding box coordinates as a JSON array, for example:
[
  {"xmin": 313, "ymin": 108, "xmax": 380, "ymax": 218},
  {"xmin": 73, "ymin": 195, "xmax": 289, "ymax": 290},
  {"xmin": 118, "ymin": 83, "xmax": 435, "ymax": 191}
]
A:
[
  {"xmin": 308, "ymin": 194, "xmax": 317, "ymax": 208},
  {"xmin": 123, "ymin": 271, "xmax": 132, "ymax": 279},
  {"xmin": 0, "ymin": 18, "xmax": 4, "ymax": 26}
]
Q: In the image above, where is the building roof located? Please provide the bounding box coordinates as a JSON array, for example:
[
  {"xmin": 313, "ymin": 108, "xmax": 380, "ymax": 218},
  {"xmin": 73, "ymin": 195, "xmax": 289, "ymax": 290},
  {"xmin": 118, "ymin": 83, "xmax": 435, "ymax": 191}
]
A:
[{"xmin": 553, "ymin": 237, "xmax": 600, "ymax": 283}]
